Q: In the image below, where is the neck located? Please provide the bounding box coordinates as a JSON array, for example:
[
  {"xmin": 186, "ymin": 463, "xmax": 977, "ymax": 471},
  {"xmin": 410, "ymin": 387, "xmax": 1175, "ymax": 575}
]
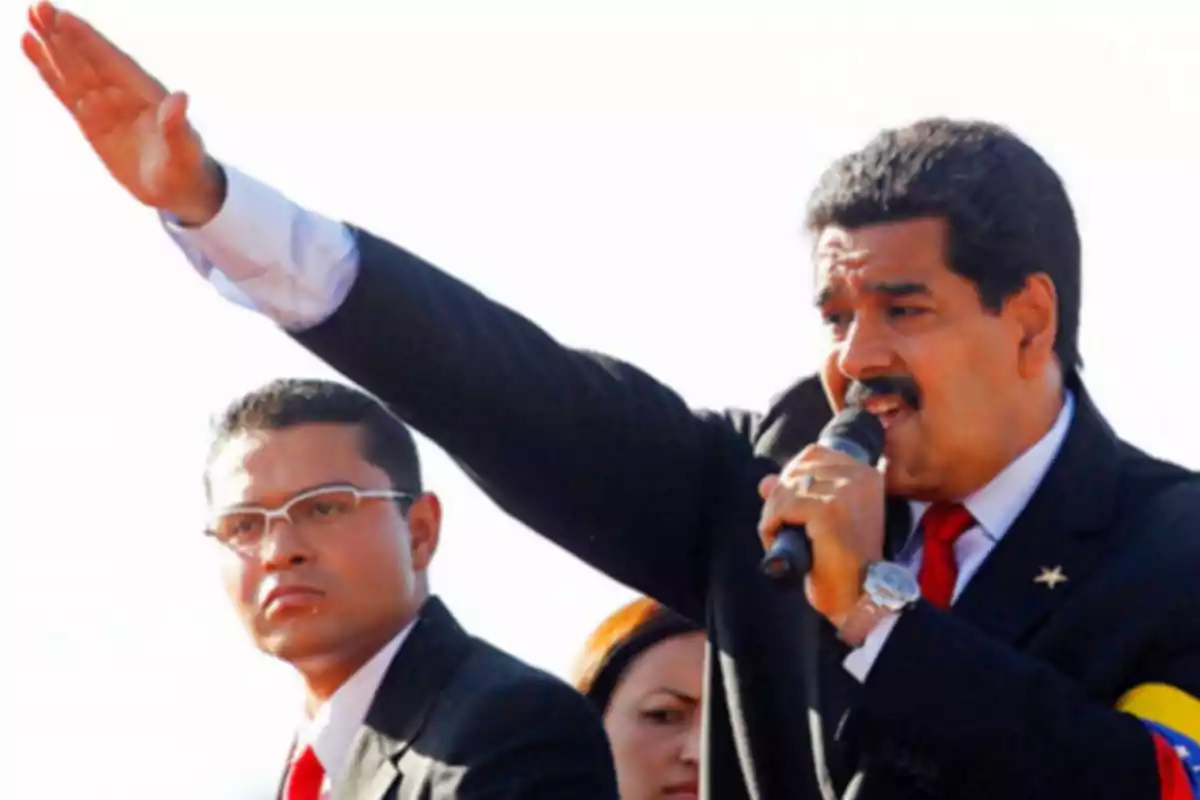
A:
[
  {"xmin": 295, "ymin": 614, "xmax": 416, "ymax": 716},
  {"xmin": 965, "ymin": 377, "xmax": 1066, "ymax": 498}
]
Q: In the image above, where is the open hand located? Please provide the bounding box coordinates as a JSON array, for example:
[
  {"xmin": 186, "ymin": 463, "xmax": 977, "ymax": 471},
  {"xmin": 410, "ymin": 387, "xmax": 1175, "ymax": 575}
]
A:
[{"xmin": 21, "ymin": 2, "xmax": 222, "ymax": 224}]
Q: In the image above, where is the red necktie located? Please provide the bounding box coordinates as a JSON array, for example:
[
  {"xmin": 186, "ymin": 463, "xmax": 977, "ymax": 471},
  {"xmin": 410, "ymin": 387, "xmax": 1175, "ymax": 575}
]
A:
[
  {"xmin": 284, "ymin": 745, "xmax": 325, "ymax": 800},
  {"xmin": 918, "ymin": 503, "xmax": 975, "ymax": 609}
]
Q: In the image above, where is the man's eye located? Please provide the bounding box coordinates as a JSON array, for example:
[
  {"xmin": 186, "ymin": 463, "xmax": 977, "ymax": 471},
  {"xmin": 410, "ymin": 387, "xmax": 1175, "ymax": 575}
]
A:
[
  {"xmin": 822, "ymin": 310, "xmax": 851, "ymax": 327},
  {"xmin": 305, "ymin": 500, "xmax": 352, "ymax": 519},
  {"xmin": 228, "ymin": 516, "xmax": 261, "ymax": 535},
  {"xmin": 887, "ymin": 306, "xmax": 928, "ymax": 319}
]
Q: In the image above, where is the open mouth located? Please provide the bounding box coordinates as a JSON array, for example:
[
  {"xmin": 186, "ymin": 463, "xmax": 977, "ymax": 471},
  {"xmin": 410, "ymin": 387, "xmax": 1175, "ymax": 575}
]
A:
[{"xmin": 862, "ymin": 396, "xmax": 913, "ymax": 430}]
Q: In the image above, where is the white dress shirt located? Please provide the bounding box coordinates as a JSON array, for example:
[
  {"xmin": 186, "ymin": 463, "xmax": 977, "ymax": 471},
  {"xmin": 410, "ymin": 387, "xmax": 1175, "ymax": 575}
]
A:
[
  {"xmin": 295, "ymin": 620, "xmax": 415, "ymax": 799},
  {"xmin": 163, "ymin": 166, "xmax": 358, "ymax": 331},
  {"xmin": 161, "ymin": 165, "xmax": 1076, "ymax": 687}
]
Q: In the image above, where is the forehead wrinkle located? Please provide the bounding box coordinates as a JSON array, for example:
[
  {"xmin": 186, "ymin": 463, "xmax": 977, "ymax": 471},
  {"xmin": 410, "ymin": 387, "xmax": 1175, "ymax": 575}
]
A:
[{"xmin": 815, "ymin": 272, "xmax": 867, "ymax": 307}]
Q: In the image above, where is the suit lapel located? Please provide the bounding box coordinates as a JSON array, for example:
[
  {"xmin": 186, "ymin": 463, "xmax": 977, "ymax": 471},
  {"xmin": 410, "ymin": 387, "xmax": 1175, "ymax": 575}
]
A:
[
  {"xmin": 330, "ymin": 596, "xmax": 475, "ymax": 800},
  {"xmin": 951, "ymin": 383, "xmax": 1123, "ymax": 645},
  {"xmin": 332, "ymin": 730, "xmax": 403, "ymax": 800}
]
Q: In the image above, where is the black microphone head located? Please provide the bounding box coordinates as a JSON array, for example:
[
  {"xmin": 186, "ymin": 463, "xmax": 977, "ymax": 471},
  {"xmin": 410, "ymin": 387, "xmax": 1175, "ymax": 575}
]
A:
[{"xmin": 818, "ymin": 407, "xmax": 886, "ymax": 466}]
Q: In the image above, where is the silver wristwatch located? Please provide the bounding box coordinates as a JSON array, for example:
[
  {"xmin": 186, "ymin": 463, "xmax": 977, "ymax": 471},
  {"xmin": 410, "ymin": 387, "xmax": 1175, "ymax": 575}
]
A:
[{"xmin": 837, "ymin": 561, "xmax": 921, "ymax": 647}]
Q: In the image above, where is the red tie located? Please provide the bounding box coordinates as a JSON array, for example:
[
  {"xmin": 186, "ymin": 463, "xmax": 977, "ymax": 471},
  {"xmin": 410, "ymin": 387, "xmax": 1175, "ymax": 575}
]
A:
[
  {"xmin": 918, "ymin": 503, "xmax": 975, "ymax": 609},
  {"xmin": 284, "ymin": 745, "xmax": 325, "ymax": 800}
]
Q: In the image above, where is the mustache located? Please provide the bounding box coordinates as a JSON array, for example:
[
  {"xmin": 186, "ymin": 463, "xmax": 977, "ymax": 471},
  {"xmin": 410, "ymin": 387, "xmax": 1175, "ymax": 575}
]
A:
[{"xmin": 845, "ymin": 375, "xmax": 922, "ymax": 411}]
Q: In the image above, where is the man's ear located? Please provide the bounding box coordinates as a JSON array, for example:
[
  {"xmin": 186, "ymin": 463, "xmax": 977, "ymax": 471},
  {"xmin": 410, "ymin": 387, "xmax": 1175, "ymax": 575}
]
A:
[
  {"xmin": 1010, "ymin": 273, "xmax": 1058, "ymax": 379},
  {"xmin": 406, "ymin": 493, "xmax": 441, "ymax": 571}
]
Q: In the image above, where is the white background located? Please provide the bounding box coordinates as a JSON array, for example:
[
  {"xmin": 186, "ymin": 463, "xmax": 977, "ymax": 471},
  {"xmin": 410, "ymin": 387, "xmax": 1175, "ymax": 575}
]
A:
[{"xmin": 3, "ymin": 0, "xmax": 1198, "ymax": 795}]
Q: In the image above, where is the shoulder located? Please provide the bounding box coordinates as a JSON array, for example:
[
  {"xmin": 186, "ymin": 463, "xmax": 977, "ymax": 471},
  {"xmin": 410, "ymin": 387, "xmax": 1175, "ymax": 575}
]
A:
[
  {"xmin": 695, "ymin": 374, "xmax": 833, "ymax": 469},
  {"xmin": 412, "ymin": 638, "xmax": 617, "ymax": 796},
  {"xmin": 1116, "ymin": 444, "xmax": 1200, "ymax": 540},
  {"xmin": 426, "ymin": 636, "xmax": 608, "ymax": 747},
  {"xmin": 1104, "ymin": 444, "xmax": 1200, "ymax": 598}
]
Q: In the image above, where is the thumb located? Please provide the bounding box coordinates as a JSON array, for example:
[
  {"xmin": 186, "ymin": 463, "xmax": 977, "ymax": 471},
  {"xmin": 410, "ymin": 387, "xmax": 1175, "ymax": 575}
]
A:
[{"xmin": 157, "ymin": 91, "xmax": 195, "ymax": 147}]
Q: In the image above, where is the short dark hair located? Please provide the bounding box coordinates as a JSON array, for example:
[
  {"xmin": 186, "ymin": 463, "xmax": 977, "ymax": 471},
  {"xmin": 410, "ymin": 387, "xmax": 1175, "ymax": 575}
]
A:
[
  {"xmin": 206, "ymin": 378, "xmax": 422, "ymax": 496},
  {"xmin": 805, "ymin": 117, "xmax": 1082, "ymax": 373}
]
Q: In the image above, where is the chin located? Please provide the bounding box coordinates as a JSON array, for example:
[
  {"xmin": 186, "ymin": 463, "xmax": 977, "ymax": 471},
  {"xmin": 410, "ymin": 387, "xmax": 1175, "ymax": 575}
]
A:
[
  {"xmin": 257, "ymin": 623, "xmax": 336, "ymax": 662},
  {"xmin": 882, "ymin": 456, "xmax": 922, "ymax": 496}
]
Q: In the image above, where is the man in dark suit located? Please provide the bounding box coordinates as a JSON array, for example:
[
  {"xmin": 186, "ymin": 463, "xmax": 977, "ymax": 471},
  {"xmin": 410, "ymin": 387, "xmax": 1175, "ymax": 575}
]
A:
[
  {"xmin": 203, "ymin": 378, "xmax": 616, "ymax": 799},
  {"xmin": 24, "ymin": 7, "xmax": 1200, "ymax": 799}
]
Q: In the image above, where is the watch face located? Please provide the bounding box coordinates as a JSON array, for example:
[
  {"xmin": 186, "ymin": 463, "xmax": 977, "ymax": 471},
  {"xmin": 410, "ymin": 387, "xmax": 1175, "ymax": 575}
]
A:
[{"xmin": 864, "ymin": 562, "xmax": 920, "ymax": 610}]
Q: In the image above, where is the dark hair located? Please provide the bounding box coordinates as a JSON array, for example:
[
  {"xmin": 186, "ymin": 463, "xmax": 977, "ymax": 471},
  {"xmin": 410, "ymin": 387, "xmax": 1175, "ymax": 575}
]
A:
[
  {"xmin": 206, "ymin": 378, "xmax": 422, "ymax": 496},
  {"xmin": 805, "ymin": 117, "xmax": 1082, "ymax": 373},
  {"xmin": 571, "ymin": 597, "xmax": 701, "ymax": 713}
]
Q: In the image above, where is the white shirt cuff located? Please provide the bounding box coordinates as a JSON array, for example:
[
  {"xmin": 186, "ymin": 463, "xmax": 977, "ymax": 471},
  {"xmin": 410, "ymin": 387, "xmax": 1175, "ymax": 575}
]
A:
[
  {"xmin": 160, "ymin": 165, "xmax": 359, "ymax": 331},
  {"xmin": 842, "ymin": 611, "xmax": 901, "ymax": 682}
]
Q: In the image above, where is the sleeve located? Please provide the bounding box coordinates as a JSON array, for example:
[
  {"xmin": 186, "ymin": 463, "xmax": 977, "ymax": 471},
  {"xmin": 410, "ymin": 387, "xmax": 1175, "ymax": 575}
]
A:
[
  {"xmin": 842, "ymin": 612, "xmax": 900, "ymax": 681},
  {"xmin": 435, "ymin": 677, "xmax": 619, "ymax": 800},
  {"xmin": 850, "ymin": 601, "xmax": 1200, "ymax": 799},
  {"xmin": 160, "ymin": 164, "xmax": 359, "ymax": 331},
  {"xmin": 1117, "ymin": 669, "xmax": 1200, "ymax": 797},
  {"xmin": 157, "ymin": 163, "xmax": 788, "ymax": 621},
  {"xmin": 286, "ymin": 224, "xmax": 767, "ymax": 622}
]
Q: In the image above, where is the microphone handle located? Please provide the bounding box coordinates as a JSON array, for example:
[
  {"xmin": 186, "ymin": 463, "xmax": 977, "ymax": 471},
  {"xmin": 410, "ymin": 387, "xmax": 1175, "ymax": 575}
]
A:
[{"xmin": 760, "ymin": 527, "xmax": 811, "ymax": 586}]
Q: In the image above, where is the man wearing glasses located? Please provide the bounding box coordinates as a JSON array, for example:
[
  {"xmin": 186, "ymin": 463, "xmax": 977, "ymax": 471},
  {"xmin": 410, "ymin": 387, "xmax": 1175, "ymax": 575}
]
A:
[{"xmin": 204, "ymin": 378, "xmax": 617, "ymax": 799}]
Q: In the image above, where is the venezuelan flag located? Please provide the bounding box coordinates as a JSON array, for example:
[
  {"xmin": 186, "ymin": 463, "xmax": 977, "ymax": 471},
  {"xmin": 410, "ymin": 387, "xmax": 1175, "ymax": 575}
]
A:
[{"xmin": 1119, "ymin": 683, "xmax": 1200, "ymax": 799}]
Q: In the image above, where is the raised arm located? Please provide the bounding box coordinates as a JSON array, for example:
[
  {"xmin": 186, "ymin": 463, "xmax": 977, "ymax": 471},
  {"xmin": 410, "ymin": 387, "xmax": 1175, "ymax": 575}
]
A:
[
  {"xmin": 21, "ymin": 4, "xmax": 794, "ymax": 619},
  {"xmin": 282, "ymin": 211, "xmax": 732, "ymax": 618}
]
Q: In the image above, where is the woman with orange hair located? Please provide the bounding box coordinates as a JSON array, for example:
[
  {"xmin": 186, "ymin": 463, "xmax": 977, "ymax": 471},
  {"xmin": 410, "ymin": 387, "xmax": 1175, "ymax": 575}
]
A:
[{"xmin": 571, "ymin": 597, "xmax": 705, "ymax": 800}]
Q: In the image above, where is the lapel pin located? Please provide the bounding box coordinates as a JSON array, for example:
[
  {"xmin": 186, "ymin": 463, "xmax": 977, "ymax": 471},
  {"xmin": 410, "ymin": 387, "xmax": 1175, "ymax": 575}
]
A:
[{"xmin": 1034, "ymin": 566, "xmax": 1068, "ymax": 589}]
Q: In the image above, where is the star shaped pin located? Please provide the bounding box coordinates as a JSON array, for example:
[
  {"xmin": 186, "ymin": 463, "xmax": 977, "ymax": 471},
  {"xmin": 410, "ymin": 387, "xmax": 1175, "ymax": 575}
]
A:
[{"xmin": 1034, "ymin": 566, "xmax": 1068, "ymax": 589}]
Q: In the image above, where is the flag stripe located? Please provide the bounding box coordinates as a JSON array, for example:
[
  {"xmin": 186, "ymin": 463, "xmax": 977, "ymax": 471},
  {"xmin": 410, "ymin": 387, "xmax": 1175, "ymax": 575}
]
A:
[
  {"xmin": 1118, "ymin": 683, "xmax": 1200, "ymax": 742},
  {"xmin": 1148, "ymin": 726, "xmax": 1199, "ymax": 800},
  {"xmin": 1115, "ymin": 683, "xmax": 1200, "ymax": 799}
]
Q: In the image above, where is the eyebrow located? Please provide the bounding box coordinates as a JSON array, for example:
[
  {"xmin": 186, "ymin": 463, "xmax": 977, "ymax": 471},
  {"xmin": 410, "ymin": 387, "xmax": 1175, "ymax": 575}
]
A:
[
  {"xmin": 815, "ymin": 280, "xmax": 932, "ymax": 307},
  {"xmin": 652, "ymin": 688, "xmax": 699, "ymax": 705}
]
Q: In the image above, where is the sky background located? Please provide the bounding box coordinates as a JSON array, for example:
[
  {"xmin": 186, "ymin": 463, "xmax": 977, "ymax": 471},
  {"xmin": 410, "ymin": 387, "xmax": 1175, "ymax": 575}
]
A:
[{"xmin": 3, "ymin": 0, "xmax": 1198, "ymax": 796}]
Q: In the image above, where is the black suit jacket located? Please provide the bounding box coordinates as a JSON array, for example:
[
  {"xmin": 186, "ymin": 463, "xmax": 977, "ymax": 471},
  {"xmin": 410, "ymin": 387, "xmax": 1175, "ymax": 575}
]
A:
[
  {"xmin": 281, "ymin": 596, "xmax": 617, "ymax": 799},
  {"xmin": 289, "ymin": 228, "xmax": 1200, "ymax": 800}
]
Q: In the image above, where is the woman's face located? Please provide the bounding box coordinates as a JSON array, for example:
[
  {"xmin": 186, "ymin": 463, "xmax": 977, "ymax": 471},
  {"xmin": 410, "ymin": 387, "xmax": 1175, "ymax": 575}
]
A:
[{"xmin": 603, "ymin": 632, "xmax": 705, "ymax": 800}]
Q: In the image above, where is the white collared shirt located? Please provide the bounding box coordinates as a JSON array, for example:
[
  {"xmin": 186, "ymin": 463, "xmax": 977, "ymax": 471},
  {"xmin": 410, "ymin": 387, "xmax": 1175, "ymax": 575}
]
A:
[
  {"xmin": 162, "ymin": 166, "xmax": 358, "ymax": 331},
  {"xmin": 843, "ymin": 390, "xmax": 1076, "ymax": 680},
  {"xmin": 294, "ymin": 620, "xmax": 416, "ymax": 799}
]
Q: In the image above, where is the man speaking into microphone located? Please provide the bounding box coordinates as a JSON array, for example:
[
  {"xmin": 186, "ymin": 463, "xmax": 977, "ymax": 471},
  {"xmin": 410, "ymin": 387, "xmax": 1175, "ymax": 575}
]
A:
[{"xmin": 23, "ymin": 6, "xmax": 1200, "ymax": 800}]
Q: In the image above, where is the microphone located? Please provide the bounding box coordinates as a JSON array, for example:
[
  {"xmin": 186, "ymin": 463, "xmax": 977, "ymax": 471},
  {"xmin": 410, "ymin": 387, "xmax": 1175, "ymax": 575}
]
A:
[{"xmin": 759, "ymin": 407, "xmax": 886, "ymax": 586}]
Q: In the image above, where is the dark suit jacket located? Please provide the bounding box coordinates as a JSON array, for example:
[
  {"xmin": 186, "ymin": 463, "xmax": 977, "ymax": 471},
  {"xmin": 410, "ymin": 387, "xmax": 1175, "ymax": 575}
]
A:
[
  {"xmin": 290, "ymin": 228, "xmax": 1200, "ymax": 800},
  {"xmin": 282, "ymin": 596, "xmax": 617, "ymax": 799}
]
